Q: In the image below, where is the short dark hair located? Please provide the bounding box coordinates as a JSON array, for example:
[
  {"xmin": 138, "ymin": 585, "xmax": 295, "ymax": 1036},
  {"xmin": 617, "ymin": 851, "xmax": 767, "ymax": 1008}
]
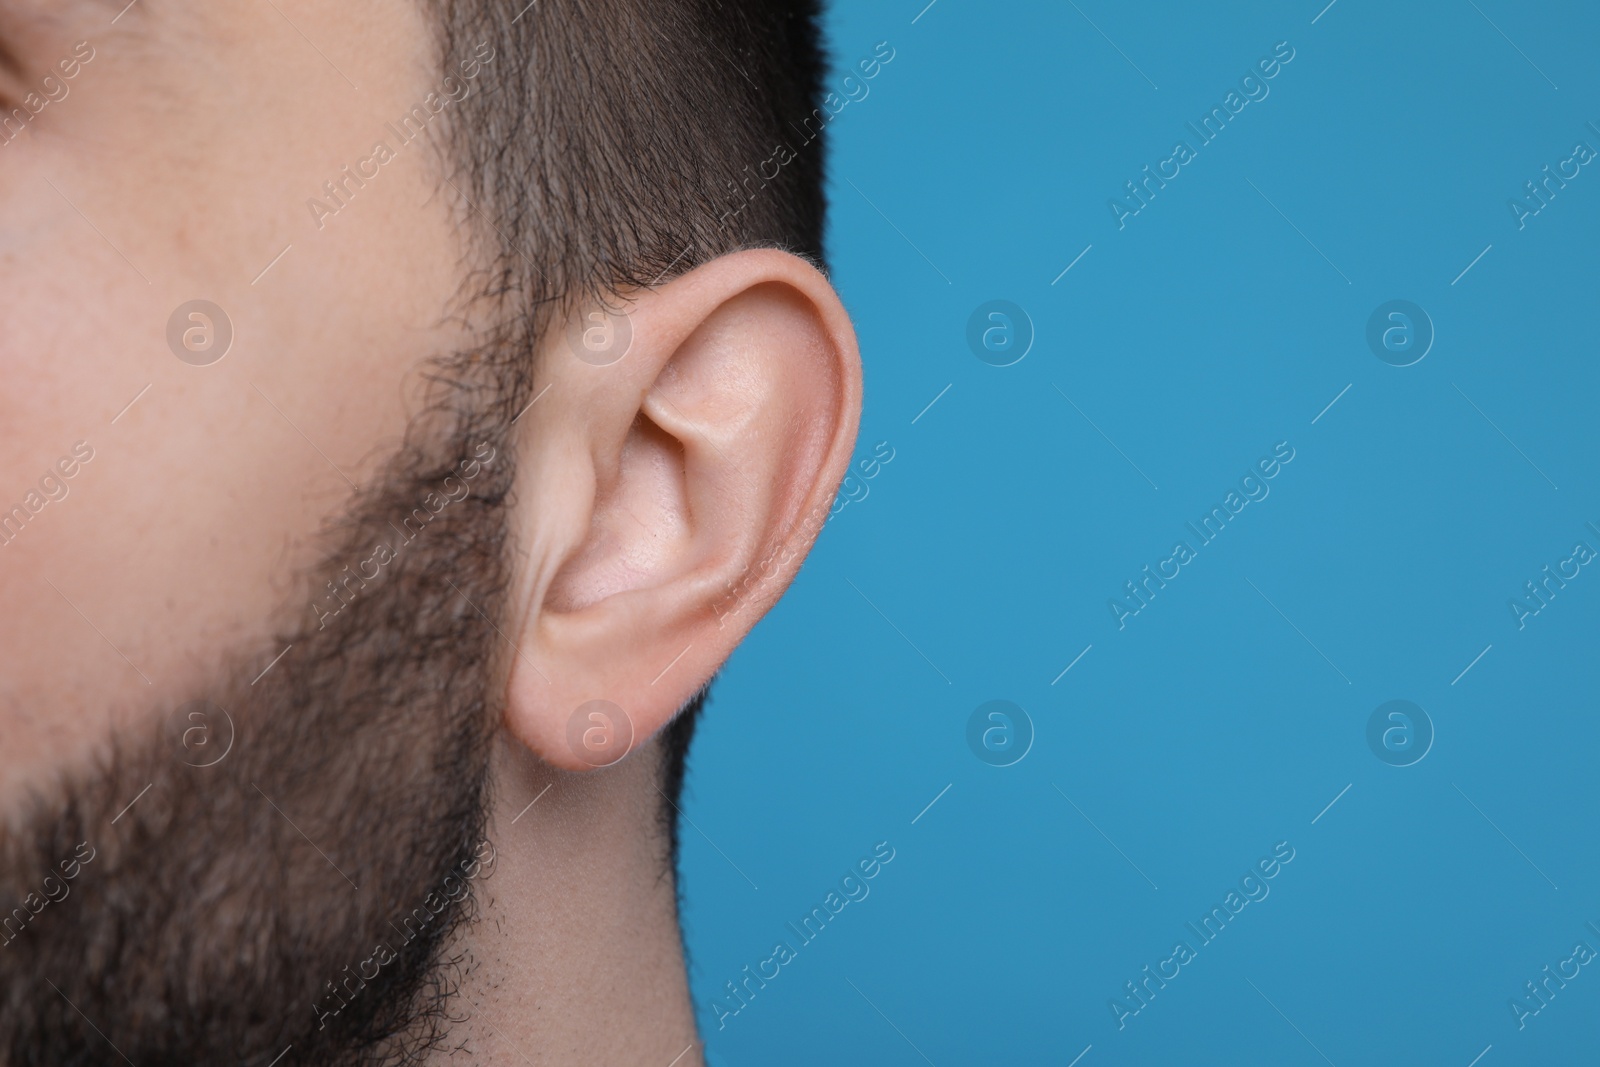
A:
[{"xmin": 424, "ymin": 0, "xmax": 831, "ymax": 831}]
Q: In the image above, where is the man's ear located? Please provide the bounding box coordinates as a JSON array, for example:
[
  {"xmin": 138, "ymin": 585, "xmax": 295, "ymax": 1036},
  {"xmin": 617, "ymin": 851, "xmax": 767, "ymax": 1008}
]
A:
[{"xmin": 501, "ymin": 249, "xmax": 862, "ymax": 771}]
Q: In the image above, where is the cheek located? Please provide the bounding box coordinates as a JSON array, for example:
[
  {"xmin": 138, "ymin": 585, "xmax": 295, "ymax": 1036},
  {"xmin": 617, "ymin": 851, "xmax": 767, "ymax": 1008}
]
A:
[
  {"xmin": 0, "ymin": 215, "xmax": 170, "ymax": 774},
  {"xmin": 0, "ymin": 28, "xmax": 471, "ymax": 803}
]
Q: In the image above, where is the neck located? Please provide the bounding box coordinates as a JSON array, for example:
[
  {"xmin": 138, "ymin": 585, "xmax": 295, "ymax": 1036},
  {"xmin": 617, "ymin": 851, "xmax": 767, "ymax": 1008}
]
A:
[{"xmin": 426, "ymin": 736, "xmax": 702, "ymax": 1065}]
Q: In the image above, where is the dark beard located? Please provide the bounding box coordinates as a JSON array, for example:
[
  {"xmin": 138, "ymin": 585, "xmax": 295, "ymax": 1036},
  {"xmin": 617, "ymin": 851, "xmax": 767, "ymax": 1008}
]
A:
[{"xmin": 0, "ymin": 383, "xmax": 517, "ymax": 1066}]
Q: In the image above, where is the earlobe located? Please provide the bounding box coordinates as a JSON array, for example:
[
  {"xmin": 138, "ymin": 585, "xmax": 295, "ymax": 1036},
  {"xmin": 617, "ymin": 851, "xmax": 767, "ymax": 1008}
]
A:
[{"xmin": 499, "ymin": 250, "xmax": 861, "ymax": 771}]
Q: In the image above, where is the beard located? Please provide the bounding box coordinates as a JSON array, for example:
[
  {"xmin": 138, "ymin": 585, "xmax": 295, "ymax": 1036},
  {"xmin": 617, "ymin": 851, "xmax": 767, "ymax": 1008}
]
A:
[{"xmin": 0, "ymin": 374, "xmax": 519, "ymax": 1066}]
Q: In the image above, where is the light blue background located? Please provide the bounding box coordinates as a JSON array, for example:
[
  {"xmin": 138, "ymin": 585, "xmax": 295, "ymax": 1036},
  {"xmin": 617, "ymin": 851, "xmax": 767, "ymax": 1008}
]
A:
[{"xmin": 680, "ymin": 2, "xmax": 1600, "ymax": 1063}]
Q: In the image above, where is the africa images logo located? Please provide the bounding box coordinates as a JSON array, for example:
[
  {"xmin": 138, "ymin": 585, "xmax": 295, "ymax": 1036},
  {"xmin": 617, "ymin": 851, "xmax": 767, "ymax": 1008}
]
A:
[
  {"xmin": 1108, "ymin": 441, "xmax": 1295, "ymax": 629},
  {"xmin": 1107, "ymin": 40, "xmax": 1296, "ymax": 229},
  {"xmin": 708, "ymin": 841, "xmax": 896, "ymax": 1030},
  {"xmin": 1110, "ymin": 841, "xmax": 1296, "ymax": 1030}
]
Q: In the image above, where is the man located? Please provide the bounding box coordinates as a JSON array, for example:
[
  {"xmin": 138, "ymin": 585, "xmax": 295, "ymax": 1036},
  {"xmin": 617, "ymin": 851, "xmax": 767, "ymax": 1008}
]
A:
[{"xmin": 0, "ymin": 0, "xmax": 861, "ymax": 1062}]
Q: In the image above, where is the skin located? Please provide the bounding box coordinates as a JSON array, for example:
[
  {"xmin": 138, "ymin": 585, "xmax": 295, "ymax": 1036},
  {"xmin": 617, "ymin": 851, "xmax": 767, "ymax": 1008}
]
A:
[
  {"xmin": 0, "ymin": 1, "xmax": 861, "ymax": 1062},
  {"xmin": 0, "ymin": 0, "xmax": 467, "ymax": 800}
]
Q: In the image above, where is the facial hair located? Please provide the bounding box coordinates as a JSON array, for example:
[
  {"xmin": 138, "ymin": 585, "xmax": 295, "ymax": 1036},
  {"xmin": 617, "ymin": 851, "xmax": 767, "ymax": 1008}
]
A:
[{"xmin": 0, "ymin": 384, "xmax": 518, "ymax": 1066}]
